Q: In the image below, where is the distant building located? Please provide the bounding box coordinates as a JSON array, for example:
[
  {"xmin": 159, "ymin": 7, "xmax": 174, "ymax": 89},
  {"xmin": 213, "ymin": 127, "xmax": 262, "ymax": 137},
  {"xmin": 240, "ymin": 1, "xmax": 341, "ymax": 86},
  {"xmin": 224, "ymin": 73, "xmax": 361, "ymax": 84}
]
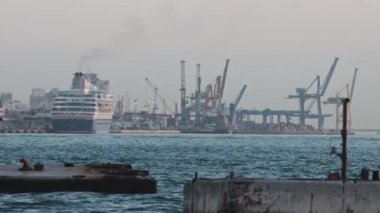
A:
[
  {"xmin": 13, "ymin": 100, "xmax": 27, "ymax": 111},
  {"xmin": 84, "ymin": 73, "xmax": 110, "ymax": 93},
  {"xmin": 29, "ymin": 88, "xmax": 59, "ymax": 111},
  {"xmin": 45, "ymin": 88, "xmax": 59, "ymax": 109},
  {"xmin": 30, "ymin": 88, "xmax": 46, "ymax": 110},
  {"xmin": 0, "ymin": 92, "xmax": 13, "ymax": 109},
  {"xmin": 98, "ymin": 80, "xmax": 110, "ymax": 93}
]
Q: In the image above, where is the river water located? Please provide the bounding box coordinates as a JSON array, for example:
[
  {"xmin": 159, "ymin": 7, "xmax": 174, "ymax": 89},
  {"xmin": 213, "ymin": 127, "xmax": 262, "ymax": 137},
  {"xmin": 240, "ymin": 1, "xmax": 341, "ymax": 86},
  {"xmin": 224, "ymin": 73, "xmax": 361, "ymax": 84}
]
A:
[{"xmin": 0, "ymin": 134, "xmax": 379, "ymax": 212}]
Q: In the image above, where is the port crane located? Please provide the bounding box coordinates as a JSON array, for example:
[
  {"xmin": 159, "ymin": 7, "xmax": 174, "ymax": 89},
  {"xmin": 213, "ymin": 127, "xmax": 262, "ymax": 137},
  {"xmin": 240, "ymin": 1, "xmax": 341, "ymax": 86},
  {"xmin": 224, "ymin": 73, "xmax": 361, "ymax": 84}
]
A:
[
  {"xmin": 288, "ymin": 57, "xmax": 339, "ymax": 130},
  {"xmin": 324, "ymin": 68, "xmax": 358, "ymax": 131},
  {"xmin": 200, "ymin": 59, "xmax": 230, "ymax": 125},
  {"xmin": 145, "ymin": 78, "xmax": 174, "ymax": 115},
  {"xmin": 217, "ymin": 59, "xmax": 230, "ymax": 115},
  {"xmin": 229, "ymin": 85, "xmax": 247, "ymax": 123}
]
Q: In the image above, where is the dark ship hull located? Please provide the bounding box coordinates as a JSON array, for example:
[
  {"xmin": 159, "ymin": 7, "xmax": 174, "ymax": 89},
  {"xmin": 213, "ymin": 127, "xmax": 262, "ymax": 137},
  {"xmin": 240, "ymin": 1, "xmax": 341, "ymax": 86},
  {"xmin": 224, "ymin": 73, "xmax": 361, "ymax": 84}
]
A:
[{"xmin": 52, "ymin": 118, "xmax": 111, "ymax": 134}]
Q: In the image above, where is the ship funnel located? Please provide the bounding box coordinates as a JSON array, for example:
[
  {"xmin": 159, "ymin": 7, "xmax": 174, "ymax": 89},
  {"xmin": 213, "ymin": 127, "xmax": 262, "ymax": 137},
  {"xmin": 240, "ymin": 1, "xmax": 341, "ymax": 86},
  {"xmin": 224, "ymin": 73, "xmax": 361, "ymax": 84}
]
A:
[{"xmin": 71, "ymin": 72, "xmax": 91, "ymax": 93}]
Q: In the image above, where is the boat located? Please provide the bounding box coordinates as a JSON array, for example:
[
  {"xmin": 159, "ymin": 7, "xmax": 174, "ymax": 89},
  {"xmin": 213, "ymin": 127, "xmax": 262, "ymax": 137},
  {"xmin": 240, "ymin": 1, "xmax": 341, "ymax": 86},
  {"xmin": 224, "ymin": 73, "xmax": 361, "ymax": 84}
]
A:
[{"xmin": 51, "ymin": 72, "xmax": 114, "ymax": 133}]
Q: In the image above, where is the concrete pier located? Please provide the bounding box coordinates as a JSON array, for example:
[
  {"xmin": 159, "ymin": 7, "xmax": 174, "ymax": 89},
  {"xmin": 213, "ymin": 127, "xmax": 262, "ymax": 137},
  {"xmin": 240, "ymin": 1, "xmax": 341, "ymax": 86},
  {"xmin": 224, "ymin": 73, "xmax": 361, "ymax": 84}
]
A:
[
  {"xmin": 184, "ymin": 178, "xmax": 380, "ymax": 212},
  {"xmin": 0, "ymin": 163, "xmax": 157, "ymax": 194}
]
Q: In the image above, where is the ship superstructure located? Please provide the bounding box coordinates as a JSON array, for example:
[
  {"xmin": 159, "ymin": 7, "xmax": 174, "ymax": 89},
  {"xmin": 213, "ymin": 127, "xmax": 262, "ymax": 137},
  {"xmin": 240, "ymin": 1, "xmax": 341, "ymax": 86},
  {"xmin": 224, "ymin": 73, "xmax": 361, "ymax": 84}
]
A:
[{"xmin": 51, "ymin": 72, "xmax": 114, "ymax": 133}]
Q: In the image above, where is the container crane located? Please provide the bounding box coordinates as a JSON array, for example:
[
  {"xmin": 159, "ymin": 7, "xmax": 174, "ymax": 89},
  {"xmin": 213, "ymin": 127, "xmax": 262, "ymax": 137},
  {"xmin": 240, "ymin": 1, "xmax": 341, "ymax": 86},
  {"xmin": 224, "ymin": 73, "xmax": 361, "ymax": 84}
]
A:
[
  {"xmin": 229, "ymin": 85, "xmax": 247, "ymax": 123},
  {"xmin": 323, "ymin": 85, "xmax": 348, "ymax": 130},
  {"xmin": 288, "ymin": 57, "xmax": 339, "ymax": 130},
  {"xmin": 288, "ymin": 77, "xmax": 318, "ymax": 129},
  {"xmin": 217, "ymin": 59, "xmax": 230, "ymax": 115},
  {"xmin": 324, "ymin": 68, "xmax": 358, "ymax": 131},
  {"xmin": 307, "ymin": 57, "xmax": 339, "ymax": 130},
  {"xmin": 348, "ymin": 68, "xmax": 358, "ymax": 130}
]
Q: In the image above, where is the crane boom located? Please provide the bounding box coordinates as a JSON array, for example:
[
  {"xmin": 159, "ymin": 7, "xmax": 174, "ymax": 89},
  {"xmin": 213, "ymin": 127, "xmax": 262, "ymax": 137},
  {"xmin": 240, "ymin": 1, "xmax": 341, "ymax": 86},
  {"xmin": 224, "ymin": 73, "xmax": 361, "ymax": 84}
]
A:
[
  {"xmin": 219, "ymin": 59, "xmax": 230, "ymax": 100},
  {"xmin": 234, "ymin": 85, "xmax": 247, "ymax": 107},
  {"xmin": 320, "ymin": 57, "xmax": 339, "ymax": 96},
  {"xmin": 349, "ymin": 68, "xmax": 358, "ymax": 101},
  {"xmin": 306, "ymin": 57, "xmax": 339, "ymax": 111},
  {"xmin": 305, "ymin": 76, "xmax": 319, "ymax": 93}
]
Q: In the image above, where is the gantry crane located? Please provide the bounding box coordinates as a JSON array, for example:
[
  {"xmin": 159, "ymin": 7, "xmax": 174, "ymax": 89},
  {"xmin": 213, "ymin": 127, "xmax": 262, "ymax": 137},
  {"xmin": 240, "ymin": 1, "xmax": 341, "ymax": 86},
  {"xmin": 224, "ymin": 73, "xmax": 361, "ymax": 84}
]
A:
[
  {"xmin": 288, "ymin": 57, "xmax": 339, "ymax": 130},
  {"xmin": 324, "ymin": 68, "xmax": 358, "ymax": 131}
]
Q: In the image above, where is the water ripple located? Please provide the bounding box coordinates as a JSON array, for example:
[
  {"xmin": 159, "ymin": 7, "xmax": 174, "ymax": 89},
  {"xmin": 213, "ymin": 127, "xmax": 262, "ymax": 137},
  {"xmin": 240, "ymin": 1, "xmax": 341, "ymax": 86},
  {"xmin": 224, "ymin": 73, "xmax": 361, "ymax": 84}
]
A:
[{"xmin": 0, "ymin": 134, "xmax": 379, "ymax": 212}]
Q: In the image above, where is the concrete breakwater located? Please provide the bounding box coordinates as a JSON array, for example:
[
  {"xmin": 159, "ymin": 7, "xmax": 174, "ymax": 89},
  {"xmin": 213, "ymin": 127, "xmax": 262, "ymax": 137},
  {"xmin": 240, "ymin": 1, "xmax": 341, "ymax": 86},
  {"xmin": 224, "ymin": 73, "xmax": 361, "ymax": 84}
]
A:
[
  {"xmin": 184, "ymin": 178, "xmax": 380, "ymax": 212},
  {"xmin": 0, "ymin": 163, "xmax": 157, "ymax": 194}
]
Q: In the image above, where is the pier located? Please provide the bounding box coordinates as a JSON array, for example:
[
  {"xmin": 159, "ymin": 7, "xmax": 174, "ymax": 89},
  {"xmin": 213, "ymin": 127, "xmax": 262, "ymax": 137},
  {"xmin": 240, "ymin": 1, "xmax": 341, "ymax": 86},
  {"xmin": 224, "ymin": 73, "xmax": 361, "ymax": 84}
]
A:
[{"xmin": 0, "ymin": 163, "xmax": 157, "ymax": 194}]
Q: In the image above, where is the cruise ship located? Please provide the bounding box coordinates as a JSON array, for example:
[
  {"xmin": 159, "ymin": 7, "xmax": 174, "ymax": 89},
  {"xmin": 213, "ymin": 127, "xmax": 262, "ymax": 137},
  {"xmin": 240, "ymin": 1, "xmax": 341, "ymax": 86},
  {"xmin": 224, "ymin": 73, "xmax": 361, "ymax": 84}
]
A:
[{"xmin": 51, "ymin": 72, "xmax": 114, "ymax": 133}]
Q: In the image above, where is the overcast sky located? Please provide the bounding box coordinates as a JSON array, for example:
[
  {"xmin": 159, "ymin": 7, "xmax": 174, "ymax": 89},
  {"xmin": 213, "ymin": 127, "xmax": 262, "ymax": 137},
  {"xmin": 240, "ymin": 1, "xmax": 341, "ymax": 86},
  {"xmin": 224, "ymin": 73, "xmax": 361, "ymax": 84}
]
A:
[{"xmin": 0, "ymin": 0, "xmax": 379, "ymax": 129}]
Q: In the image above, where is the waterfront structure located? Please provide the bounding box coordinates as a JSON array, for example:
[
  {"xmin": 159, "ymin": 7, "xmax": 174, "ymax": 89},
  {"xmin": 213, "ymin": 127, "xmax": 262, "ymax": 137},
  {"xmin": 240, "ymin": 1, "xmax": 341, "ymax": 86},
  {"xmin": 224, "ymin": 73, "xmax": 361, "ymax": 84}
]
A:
[{"xmin": 51, "ymin": 72, "xmax": 114, "ymax": 133}]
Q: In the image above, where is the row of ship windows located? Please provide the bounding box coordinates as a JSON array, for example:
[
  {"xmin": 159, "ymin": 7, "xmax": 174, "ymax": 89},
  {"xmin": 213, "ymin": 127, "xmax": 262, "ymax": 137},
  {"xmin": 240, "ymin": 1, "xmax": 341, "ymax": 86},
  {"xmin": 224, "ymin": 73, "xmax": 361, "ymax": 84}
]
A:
[
  {"xmin": 53, "ymin": 103, "xmax": 96, "ymax": 107},
  {"xmin": 55, "ymin": 99, "xmax": 96, "ymax": 102},
  {"xmin": 52, "ymin": 108, "xmax": 96, "ymax": 112},
  {"xmin": 57, "ymin": 94, "xmax": 96, "ymax": 98}
]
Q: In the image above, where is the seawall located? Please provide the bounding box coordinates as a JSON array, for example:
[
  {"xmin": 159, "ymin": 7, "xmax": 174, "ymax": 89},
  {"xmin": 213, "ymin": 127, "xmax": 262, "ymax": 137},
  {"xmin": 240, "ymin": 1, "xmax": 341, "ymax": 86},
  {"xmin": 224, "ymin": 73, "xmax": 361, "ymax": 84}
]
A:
[{"xmin": 184, "ymin": 178, "xmax": 380, "ymax": 212}]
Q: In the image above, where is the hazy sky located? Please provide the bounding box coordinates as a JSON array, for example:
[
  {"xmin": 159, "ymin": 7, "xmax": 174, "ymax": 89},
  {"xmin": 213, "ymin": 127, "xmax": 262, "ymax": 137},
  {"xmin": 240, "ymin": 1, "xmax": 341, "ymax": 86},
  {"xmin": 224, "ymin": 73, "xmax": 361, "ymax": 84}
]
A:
[{"xmin": 0, "ymin": 0, "xmax": 379, "ymax": 129}]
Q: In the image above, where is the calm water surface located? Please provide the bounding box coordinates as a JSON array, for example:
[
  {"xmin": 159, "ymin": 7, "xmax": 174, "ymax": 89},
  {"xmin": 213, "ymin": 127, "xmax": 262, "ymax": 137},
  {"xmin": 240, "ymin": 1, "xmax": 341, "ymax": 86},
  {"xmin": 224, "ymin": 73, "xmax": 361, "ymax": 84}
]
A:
[{"xmin": 0, "ymin": 134, "xmax": 379, "ymax": 212}]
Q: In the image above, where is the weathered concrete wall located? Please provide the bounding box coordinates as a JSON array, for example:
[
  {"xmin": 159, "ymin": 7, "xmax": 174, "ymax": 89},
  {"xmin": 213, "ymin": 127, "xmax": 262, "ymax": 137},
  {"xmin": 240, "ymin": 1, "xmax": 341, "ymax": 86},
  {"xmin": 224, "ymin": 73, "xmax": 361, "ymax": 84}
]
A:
[{"xmin": 184, "ymin": 178, "xmax": 380, "ymax": 213}]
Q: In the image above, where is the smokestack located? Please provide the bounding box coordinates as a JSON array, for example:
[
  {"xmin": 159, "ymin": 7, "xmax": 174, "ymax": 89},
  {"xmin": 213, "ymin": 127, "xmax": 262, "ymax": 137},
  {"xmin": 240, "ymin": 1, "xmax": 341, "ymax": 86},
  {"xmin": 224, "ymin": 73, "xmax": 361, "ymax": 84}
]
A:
[
  {"xmin": 195, "ymin": 63, "xmax": 202, "ymax": 127},
  {"xmin": 180, "ymin": 60, "xmax": 187, "ymax": 126},
  {"xmin": 196, "ymin": 64, "xmax": 201, "ymax": 93}
]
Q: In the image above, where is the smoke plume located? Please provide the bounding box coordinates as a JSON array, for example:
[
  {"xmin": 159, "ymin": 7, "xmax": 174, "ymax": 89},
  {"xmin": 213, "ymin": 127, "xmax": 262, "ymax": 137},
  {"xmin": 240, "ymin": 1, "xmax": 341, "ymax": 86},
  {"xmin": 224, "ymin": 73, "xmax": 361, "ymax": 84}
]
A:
[{"xmin": 77, "ymin": 16, "xmax": 145, "ymax": 72}]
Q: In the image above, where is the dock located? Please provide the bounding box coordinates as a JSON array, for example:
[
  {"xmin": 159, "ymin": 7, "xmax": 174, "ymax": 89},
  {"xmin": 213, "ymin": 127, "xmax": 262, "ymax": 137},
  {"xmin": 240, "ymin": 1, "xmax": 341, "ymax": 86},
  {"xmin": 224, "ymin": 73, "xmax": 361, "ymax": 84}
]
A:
[
  {"xmin": 0, "ymin": 163, "xmax": 157, "ymax": 194},
  {"xmin": 109, "ymin": 129, "xmax": 179, "ymax": 134}
]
